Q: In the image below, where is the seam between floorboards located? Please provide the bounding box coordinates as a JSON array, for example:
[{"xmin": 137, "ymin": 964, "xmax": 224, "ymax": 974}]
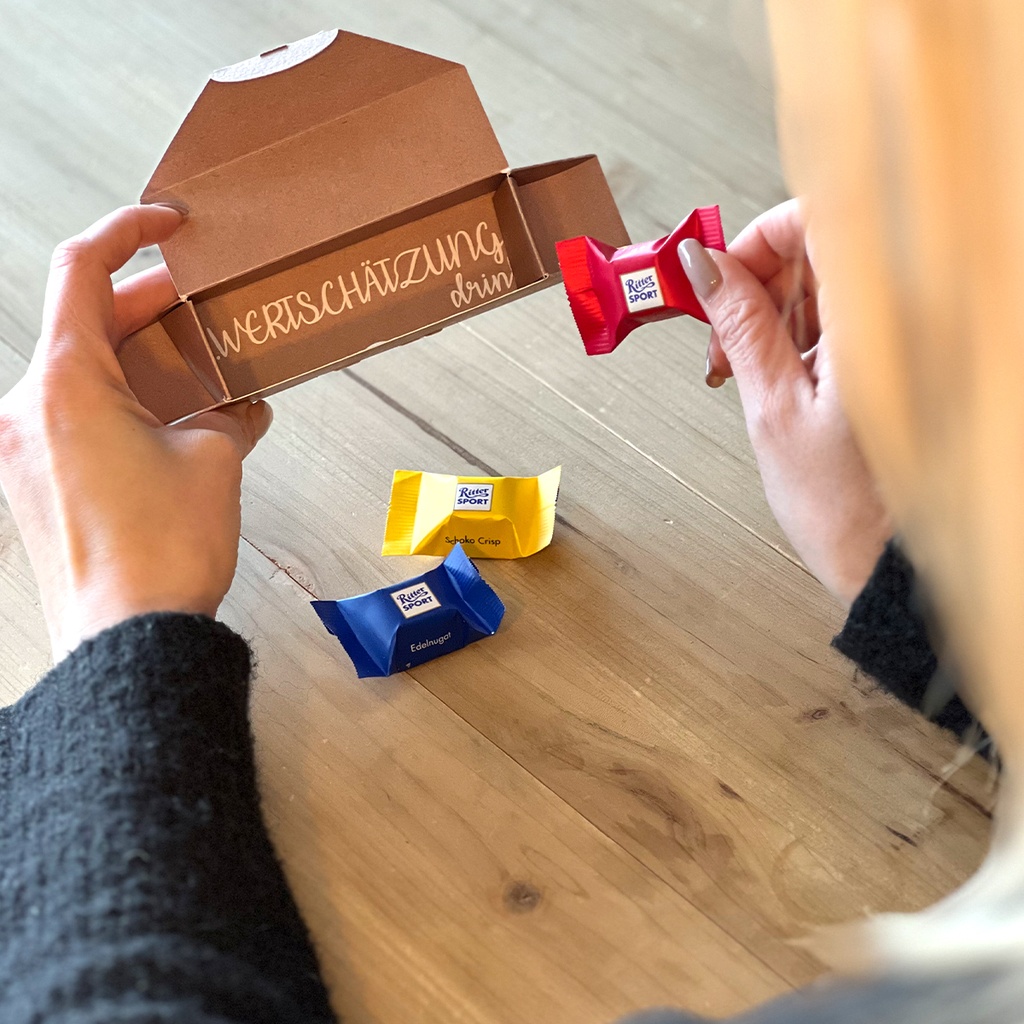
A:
[{"xmin": 0, "ymin": 334, "xmax": 30, "ymax": 373}]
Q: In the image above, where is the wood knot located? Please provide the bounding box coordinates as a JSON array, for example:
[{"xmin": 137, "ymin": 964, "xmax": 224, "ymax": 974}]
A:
[
  {"xmin": 803, "ymin": 707, "xmax": 830, "ymax": 721},
  {"xmin": 503, "ymin": 880, "xmax": 542, "ymax": 914}
]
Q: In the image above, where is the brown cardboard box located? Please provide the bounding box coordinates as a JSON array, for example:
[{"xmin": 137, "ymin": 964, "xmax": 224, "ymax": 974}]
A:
[{"xmin": 118, "ymin": 29, "xmax": 630, "ymax": 423}]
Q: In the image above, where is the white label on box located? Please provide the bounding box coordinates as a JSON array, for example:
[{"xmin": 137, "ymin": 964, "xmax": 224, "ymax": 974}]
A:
[
  {"xmin": 620, "ymin": 268, "xmax": 664, "ymax": 313},
  {"xmin": 390, "ymin": 583, "xmax": 440, "ymax": 618},
  {"xmin": 453, "ymin": 483, "xmax": 493, "ymax": 511}
]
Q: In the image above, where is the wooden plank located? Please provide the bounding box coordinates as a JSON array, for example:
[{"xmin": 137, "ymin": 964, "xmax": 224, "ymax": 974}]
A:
[
  {"xmin": 225, "ymin": 542, "xmax": 783, "ymax": 1023},
  {"xmin": 236, "ymin": 358, "xmax": 991, "ymax": 988},
  {"xmin": 348, "ymin": 328, "xmax": 991, "ymax": 797}
]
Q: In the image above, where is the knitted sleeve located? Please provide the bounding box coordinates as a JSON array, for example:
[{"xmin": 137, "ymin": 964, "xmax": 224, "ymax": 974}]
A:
[
  {"xmin": 0, "ymin": 613, "xmax": 336, "ymax": 1024},
  {"xmin": 831, "ymin": 540, "xmax": 981, "ymax": 745}
]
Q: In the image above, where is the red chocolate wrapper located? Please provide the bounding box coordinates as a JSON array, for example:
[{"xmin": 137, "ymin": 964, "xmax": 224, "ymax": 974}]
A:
[{"xmin": 556, "ymin": 206, "xmax": 725, "ymax": 355}]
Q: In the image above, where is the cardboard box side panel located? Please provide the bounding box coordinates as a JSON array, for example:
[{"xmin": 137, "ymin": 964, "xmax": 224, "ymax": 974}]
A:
[
  {"xmin": 149, "ymin": 69, "xmax": 508, "ymax": 297},
  {"xmin": 512, "ymin": 156, "xmax": 631, "ymax": 275},
  {"xmin": 191, "ymin": 173, "xmax": 511, "ymax": 303},
  {"xmin": 118, "ymin": 318, "xmax": 221, "ymax": 424},
  {"xmin": 493, "ymin": 179, "xmax": 544, "ymax": 285},
  {"xmin": 145, "ymin": 31, "xmax": 468, "ymax": 195},
  {"xmin": 166, "ymin": 302, "xmax": 231, "ymax": 402},
  {"xmin": 192, "ymin": 189, "xmax": 528, "ymax": 397}
]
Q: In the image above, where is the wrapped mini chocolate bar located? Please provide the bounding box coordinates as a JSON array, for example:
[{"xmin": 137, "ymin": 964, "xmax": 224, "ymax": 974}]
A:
[
  {"xmin": 556, "ymin": 206, "xmax": 725, "ymax": 355},
  {"xmin": 312, "ymin": 545, "xmax": 504, "ymax": 678},
  {"xmin": 382, "ymin": 467, "xmax": 561, "ymax": 559}
]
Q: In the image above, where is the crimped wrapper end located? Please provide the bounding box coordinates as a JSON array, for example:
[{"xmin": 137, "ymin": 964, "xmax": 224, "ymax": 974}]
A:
[
  {"xmin": 695, "ymin": 205, "xmax": 725, "ymax": 251},
  {"xmin": 443, "ymin": 545, "xmax": 506, "ymax": 634},
  {"xmin": 311, "ymin": 600, "xmax": 386, "ymax": 678},
  {"xmin": 556, "ymin": 236, "xmax": 616, "ymax": 355},
  {"xmin": 382, "ymin": 470, "xmax": 426, "ymax": 556}
]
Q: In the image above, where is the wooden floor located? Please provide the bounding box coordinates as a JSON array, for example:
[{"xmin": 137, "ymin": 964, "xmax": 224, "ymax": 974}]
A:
[{"xmin": 0, "ymin": 2, "xmax": 995, "ymax": 1022}]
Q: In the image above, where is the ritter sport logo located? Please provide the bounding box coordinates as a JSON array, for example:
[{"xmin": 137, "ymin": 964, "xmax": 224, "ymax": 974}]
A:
[
  {"xmin": 390, "ymin": 583, "xmax": 440, "ymax": 618},
  {"xmin": 453, "ymin": 483, "xmax": 494, "ymax": 511},
  {"xmin": 620, "ymin": 267, "xmax": 664, "ymax": 313}
]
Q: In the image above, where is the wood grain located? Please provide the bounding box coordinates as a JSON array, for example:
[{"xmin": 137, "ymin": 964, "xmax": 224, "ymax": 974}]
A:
[{"xmin": 0, "ymin": 1, "xmax": 993, "ymax": 1021}]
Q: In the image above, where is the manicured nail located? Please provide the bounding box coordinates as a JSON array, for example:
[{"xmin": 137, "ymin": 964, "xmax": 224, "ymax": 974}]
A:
[
  {"xmin": 704, "ymin": 354, "xmax": 725, "ymax": 387},
  {"xmin": 679, "ymin": 239, "xmax": 722, "ymax": 299},
  {"xmin": 152, "ymin": 199, "xmax": 190, "ymax": 217}
]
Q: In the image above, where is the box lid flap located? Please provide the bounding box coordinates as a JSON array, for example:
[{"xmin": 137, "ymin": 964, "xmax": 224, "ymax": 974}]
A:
[{"xmin": 143, "ymin": 30, "xmax": 508, "ymax": 297}]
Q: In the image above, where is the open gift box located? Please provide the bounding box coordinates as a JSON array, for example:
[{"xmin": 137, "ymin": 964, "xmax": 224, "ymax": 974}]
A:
[{"xmin": 118, "ymin": 29, "xmax": 630, "ymax": 423}]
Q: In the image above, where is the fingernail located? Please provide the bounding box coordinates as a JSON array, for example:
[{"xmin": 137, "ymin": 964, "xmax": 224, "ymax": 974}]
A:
[
  {"xmin": 250, "ymin": 400, "xmax": 273, "ymax": 443},
  {"xmin": 152, "ymin": 199, "xmax": 190, "ymax": 217},
  {"xmin": 704, "ymin": 354, "xmax": 726, "ymax": 388},
  {"xmin": 679, "ymin": 239, "xmax": 722, "ymax": 299}
]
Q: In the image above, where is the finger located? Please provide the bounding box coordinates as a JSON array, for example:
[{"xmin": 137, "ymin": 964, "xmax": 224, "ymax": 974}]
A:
[
  {"xmin": 810, "ymin": 328, "xmax": 838, "ymax": 397},
  {"xmin": 726, "ymin": 198, "xmax": 809, "ymax": 285},
  {"xmin": 113, "ymin": 264, "xmax": 180, "ymax": 341},
  {"xmin": 705, "ymin": 199, "xmax": 814, "ymax": 389},
  {"xmin": 59, "ymin": 204, "xmax": 183, "ymax": 277},
  {"xmin": 787, "ymin": 295, "xmax": 822, "ymax": 353},
  {"xmin": 178, "ymin": 401, "xmax": 274, "ymax": 460},
  {"xmin": 42, "ymin": 204, "xmax": 184, "ymax": 347},
  {"xmin": 680, "ymin": 239, "xmax": 809, "ymax": 418},
  {"xmin": 706, "ymin": 330, "xmax": 732, "ymax": 386},
  {"xmin": 764, "ymin": 257, "xmax": 817, "ymax": 313},
  {"xmin": 249, "ymin": 401, "xmax": 274, "ymax": 449}
]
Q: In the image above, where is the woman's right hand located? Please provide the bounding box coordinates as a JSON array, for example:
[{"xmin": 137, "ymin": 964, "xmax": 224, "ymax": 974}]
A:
[
  {"xmin": 0, "ymin": 205, "xmax": 273, "ymax": 661},
  {"xmin": 679, "ymin": 199, "xmax": 891, "ymax": 607}
]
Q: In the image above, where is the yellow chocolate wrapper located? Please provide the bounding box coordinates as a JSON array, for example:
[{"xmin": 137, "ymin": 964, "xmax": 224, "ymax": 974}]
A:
[{"xmin": 382, "ymin": 467, "xmax": 561, "ymax": 559}]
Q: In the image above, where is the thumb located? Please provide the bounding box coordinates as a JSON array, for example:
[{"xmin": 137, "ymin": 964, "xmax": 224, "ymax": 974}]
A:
[
  {"xmin": 176, "ymin": 400, "xmax": 274, "ymax": 459},
  {"xmin": 679, "ymin": 239, "xmax": 807, "ymax": 414}
]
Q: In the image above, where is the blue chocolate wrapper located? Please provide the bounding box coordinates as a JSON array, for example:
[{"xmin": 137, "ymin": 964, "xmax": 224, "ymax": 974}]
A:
[{"xmin": 311, "ymin": 544, "xmax": 505, "ymax": 678}]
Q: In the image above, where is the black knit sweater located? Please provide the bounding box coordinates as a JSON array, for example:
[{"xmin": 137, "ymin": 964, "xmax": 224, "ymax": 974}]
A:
[
  {"xmin": 0, "ymin": 543, "xmax": 976, "ymax": 1021},
  {"xmin": 832, "ymin": 540, "xmax": 983, "ymax": 749},
  {"xmin": 0, "ymin": 614, "xmax": 336, "ymax": 1023}
]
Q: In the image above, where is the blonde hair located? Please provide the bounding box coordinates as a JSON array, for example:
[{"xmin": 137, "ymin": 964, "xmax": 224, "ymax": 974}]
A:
[{"xmin": 766, "ymin": 0, "xmax": 1024, "ymax": 970}]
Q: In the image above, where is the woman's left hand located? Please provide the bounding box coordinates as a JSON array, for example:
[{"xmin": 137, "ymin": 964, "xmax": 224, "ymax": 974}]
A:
[{"xmin": 681, "ymin": 200, "xmax": 891, "ymax": 607}]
